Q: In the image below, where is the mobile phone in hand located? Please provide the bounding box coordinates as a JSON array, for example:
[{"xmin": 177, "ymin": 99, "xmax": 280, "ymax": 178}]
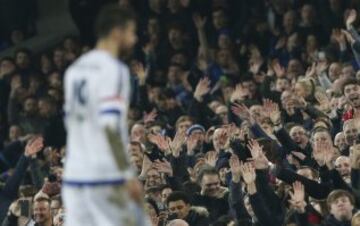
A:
[{"xmin": 18, "ymin": 199, "xmax": 31, "ymax": 217}]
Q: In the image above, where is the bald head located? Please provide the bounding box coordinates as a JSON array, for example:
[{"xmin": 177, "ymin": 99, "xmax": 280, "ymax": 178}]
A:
[{"xmin": 167, "ymin": 219, "xmax": 189, "ymax": 226}]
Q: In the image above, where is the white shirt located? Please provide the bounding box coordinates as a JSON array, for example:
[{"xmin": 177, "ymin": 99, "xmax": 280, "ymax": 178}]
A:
[{"xmin": 63, "ymin": 49, "xmax": 133, "ymax": 185}]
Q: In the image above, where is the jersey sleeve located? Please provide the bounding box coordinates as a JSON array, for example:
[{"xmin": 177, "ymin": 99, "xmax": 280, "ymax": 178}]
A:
[{"xmin": 96, "ymin": 64, "xmax": 129, "ymax": 132}]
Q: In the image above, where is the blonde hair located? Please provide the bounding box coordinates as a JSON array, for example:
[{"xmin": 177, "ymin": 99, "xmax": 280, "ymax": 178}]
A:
[{"xmin": 352, "ymin": 211, "xmax": 360, "ymax": 226}]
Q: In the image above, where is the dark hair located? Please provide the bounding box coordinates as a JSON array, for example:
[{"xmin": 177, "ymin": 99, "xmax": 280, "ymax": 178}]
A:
[
  {"xmin": 342, "ymin": 78, "xmax": 359, "ymax": 95},
  {"xmin": 166, "ymin": 191, "xmax": 191, "ymax": 205},
  {"xmin": 197, "ymin": 166, "xmax": 219, "ymax": 183},
  {"xmin": 94, "ymin": 4, "xmax": 136, "ymax": 39},
  {"xmin": 327, "ymin": 189, "xmax": 355, "ymax": 209}
]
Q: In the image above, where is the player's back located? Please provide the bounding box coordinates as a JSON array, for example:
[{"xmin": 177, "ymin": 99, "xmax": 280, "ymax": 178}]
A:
[{"xmin": 63, "ymin": 49, "xmax": 130, "ymax": 184}]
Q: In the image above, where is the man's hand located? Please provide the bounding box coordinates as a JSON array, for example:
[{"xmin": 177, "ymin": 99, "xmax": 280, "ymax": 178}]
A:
[
  {"xmin": 315, "ymin": 61, "xmax": 328, "ymax": 76},
  {"xmin": 170, "ymin": 132, "xmax": 186, "ymax": 157},
  {"xmin": 205, "ymin": 151, "xmax": 218, "ymax": 167},
  {"xmin": 231, "ymin": 103, "xmax": 255, "ymax": 124},
  {"xmin": 247, "ymin": 139, "xmax": 269, "ymax": 170},
  {"xmin": 153, "ymin": 159, "xmax": 173, "ymax": 177},
  {"xmin": 240, "ymin": 162, "xmax": 256, "ymax": 186},
  {"xmin": 313, "ymin": 141, "xmax": 335, "ymax": 168},
  {"xmin": 263, "ymin": 99, "xmax": 281, "ymax": 125},
  {"xmin": 229, "ymin": 155, "xmax": 241, "ymax": 183},
  {"xmin": 342, "ymin": 29, "xmax": 355, "ymax": 45},
  {"xmin": 230, "ymin": 84, "xmax": 250, "ymax": 102},
  {"xmin": 193, "ymin": 14, "xmax": 207, "ymax": 30},
  {"xmin": 289, "ymin": 181, "xmax": 306, "ymax": 213},
  {"xmin": 346, "ymin": 9, "xmax": 357, "ymax": 29},
  {"xmin": 194, "ymin": 77, "xmax": 211, "ymax": 102},
  {"xmin": 24, "ymin": 136, "xmax": 44, "ymax": 157},
  {"xmin": 143, "ymin": 109, "xmax": 158, "ymax": 125},
  {"xmin": 272, "ymin": 61, "xmax": 286, "ymax": 78},
  {"xmin": 133, "ymin": 61, "xmax": 148, "ymax": 86},
  {"xmin": 332, "ymin": 29, "xmax": 346, "ymax": 46},
  {"xmin": 315, "ymin": 92, "xmax": 331, "ymax": 113},
  {"xmin": 148, "ymin": 134, "xmax": 171, "ymax": 153}
]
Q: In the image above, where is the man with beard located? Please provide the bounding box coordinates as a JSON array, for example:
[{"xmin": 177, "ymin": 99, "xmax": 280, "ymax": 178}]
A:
[
  {"xmin": 323, "ymin": 190, "xmax": 356, "ymax": 226},
  {"xmin": 63, "ymin": 5, "xmax": 150, "ymax": 226},
  {"xmin": 342, "ymin": 79, "xmax": 360, "ymax": 121}
]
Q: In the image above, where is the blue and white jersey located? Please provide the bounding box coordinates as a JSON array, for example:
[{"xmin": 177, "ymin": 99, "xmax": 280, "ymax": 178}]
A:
[{"xmin": 63, "ymin": 49, "xmax": 133, "ymax": 184}]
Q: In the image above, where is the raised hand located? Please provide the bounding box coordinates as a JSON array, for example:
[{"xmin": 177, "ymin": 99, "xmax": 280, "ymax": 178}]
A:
[
  {"xmin": 332, "ymin": 29, "xmax": 346, "ymax": 46},
  {"xmin": 148, "ymin": 134, "xmax": 170, "ymax": 152},
  {"xmin": 315, "ymin": 92, "xmax": 331, "ymax": 113},
  {"xmin": 342, "ymin": 29, "xmax": 355, "ymax": 45},
  {"xmin": 272, "ymin": 60, "xmax": 286, "ymax": 78},
  {"xmin": 133, "ymin": 61, "xmax": 148, "ymax": 85},
  {"xmin": 346, "ymin": 9, "xmax": 357, "ymax": 29},
  {"xmin": 230, "ymin": 83, "xmax": 250, "ymax": 102},
  {"xmin": 263, "ymin": 99, "xmax": 281, "ymax": 125},
  {"xmin": 305, "ymin": 62, "xmax": 317, "ymax": 78},
  {"xmin": 193, "ymin": 14, "xmax": 207, "ymax": 30},
  {"xmin": 247, "ymin": 139, "xmax": 269, "ymax": 169},
  {"xmin": 289, "ymin": 181, "xmax": 306, "ymax": 213},
  {"xmin": 315, "ymin": 61, "xmax": 328, "ymax": 75},
  {"xmin": 153, "ymin": 159, "xmax": 173, "ymax": 177},
  {"xmin": 313, "ymin": 141, "xmax": 335, "ymax": 168},
  {"xmin": 247, "ymin": 139, "xmax": 262, "ymax": 160},
  {"xmin": 143, "ymin": 109, "xmax": 158, "ymax": 125},
  {"xmin": 194, "ymin": 77, "xmax": 211, "ymax": 102},
  {"xmin": 240, "ymin": 162, "xmax": 256, "ymax": 185},
  {"xmin": 170, "ymin": 132, "xmax": 186, "ymax": 157},
  {"xmin": 205, "ymin": 151, "xmax": 218, "ymax": 167},
  {"xmin": 231, "ymin": 103, "xmax": 254, "ymax": 124},
  {"xmin": 229, "ymin": 155, "xmax": 241, "ymax": 183},
  {"xmin": 24, "ymin": 136, "xmax": 44, "ymax": 157}
]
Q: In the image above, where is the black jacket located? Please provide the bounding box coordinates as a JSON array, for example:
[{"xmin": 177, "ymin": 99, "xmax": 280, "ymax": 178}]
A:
[{"xmin": 322, "ymin": 214, "xmax": 351, "ymax": 226}]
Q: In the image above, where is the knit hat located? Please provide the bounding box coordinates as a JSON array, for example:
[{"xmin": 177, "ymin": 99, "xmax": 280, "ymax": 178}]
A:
[{"xmin": 186, "ymin": 124, "xmax": 205, "ymax": 136}]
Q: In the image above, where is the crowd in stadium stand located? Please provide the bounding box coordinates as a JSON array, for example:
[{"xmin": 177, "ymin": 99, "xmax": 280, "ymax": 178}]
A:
[{"xmin": 3, "ymin": 0, "xmax": 360, "ymax": 225}]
